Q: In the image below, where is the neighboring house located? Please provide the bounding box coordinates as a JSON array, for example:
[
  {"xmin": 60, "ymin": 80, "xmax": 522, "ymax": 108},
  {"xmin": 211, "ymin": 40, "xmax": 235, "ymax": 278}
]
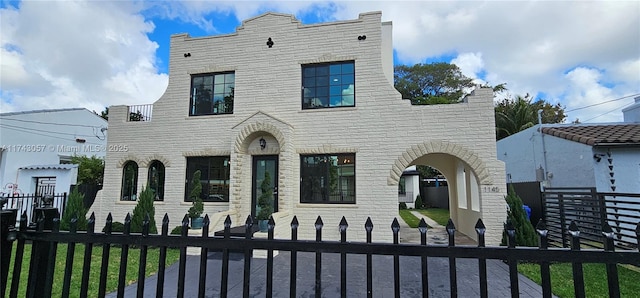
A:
[
  {"xmin": 398, "ymin": 166, "xmax": 420, "ymax": 208},
  {"xmin": 93, "ymin": 12, "xmax": 506, "ymax": 243},
  {"xmin": 0, "ymin": 108, "xmax": 108, "ymax": 197},
  {"xmin": 497, "ymin": 97, "xmax": 640, "ymax": 193}
]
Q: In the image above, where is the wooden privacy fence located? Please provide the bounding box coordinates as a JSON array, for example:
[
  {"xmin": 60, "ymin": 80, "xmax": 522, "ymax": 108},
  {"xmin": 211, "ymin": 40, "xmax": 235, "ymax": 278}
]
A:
[{"xmin": 1, "ymin": 210, "xmax": 639, "ymax": 298}]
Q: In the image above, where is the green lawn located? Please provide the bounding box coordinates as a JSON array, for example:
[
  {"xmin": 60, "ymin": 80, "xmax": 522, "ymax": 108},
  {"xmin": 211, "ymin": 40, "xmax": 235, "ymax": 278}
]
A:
[
  {"xmin": 417, "ymin": 208, "xmax": 450, "ymax": 226},
  {"xmin": 399, "ymin": 209, "xmax": 422, "ymax": 228},
  {"xmin": 518, "ymin": 262, "xmax": 640, "ymax": 298},
  {"xmin": 7, "ymin": 243, "xmax": 180, "ymax": 297}
]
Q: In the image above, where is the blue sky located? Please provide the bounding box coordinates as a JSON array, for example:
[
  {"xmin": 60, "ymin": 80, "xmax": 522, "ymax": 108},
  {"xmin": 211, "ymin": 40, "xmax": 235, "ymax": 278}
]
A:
[{"xmin": 1, "ymin": 1, "xmax": 639, "ymax": 123}]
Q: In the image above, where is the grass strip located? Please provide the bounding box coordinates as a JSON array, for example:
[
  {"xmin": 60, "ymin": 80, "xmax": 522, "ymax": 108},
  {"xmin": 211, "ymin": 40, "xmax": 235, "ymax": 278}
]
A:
[{"xmin": 7, "ymin": 243, "xmax": 180, "ymax": 297}]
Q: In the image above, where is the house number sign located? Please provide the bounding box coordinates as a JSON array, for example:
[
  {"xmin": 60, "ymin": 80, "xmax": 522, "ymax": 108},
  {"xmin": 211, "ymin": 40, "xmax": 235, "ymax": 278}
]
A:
[{"xmin": 483, "ymin": 186, "xmax": 500, "ymax": 193}]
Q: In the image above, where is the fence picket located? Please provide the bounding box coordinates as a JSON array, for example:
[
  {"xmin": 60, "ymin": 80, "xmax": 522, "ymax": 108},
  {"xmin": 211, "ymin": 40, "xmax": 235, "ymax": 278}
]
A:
[{"xmin": 0, "ymin": 211, "xmax": 638, "ymax": 298}]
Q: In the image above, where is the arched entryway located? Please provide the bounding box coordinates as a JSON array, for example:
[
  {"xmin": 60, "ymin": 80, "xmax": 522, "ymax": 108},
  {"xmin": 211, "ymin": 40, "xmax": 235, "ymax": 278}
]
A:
[{"xmin": 389, "ymin": 141, "xmax": 500, "ymax": 241}]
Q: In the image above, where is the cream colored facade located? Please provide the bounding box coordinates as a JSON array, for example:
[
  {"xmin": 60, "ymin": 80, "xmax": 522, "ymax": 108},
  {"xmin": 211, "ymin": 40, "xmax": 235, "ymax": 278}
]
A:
[{"xmin": 91, "ymin": 12, "xmax": 507, "ymax": 244}]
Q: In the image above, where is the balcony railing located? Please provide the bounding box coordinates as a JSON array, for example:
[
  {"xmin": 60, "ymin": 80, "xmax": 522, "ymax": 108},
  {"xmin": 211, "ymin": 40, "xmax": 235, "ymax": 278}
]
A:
[{"xmin": 127, "ymin": 104, "xmax": 153, "ymax": 122}]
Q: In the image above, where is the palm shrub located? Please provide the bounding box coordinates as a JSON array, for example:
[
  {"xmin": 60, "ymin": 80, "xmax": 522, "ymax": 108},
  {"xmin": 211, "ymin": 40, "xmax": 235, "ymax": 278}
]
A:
[
  {"xmin": 187, "ymin": 170, "xmax": 204, "ymax": 220},
  {"xmin": 131, "ymin": 187, "xmax": 157, "ymax": 234},
  {"xmin": 60, "ymin": 186, "xmax": 88, "ymax": 231},
  {"xmin": 501, "ymin": 186, "xmax": 537, "ymax": 246}
]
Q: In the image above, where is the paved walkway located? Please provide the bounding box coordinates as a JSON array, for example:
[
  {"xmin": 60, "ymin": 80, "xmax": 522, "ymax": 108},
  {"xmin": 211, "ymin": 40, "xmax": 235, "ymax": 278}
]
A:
[{"xmin": 107, "ymin": 213, "xmax": 552, "ymax": 297}]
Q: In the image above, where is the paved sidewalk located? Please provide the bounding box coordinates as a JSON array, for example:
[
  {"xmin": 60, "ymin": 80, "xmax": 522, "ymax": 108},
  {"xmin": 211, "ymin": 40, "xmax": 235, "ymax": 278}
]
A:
[{"xmin": 398, "ymin": 211, "xmax": 476, "ymax": 245}]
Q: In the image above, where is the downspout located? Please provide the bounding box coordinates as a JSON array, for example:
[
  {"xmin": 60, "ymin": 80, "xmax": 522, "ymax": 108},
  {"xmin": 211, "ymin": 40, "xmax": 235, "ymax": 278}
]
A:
[{"xmin": 538, "ymin": 110, "xmax": 549, "ymax": 186}]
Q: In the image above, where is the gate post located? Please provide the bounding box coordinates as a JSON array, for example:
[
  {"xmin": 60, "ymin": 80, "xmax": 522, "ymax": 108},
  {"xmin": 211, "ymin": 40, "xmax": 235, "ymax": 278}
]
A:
[
  {"xmin": 1, "ymin": 205, "xmax": 17, "ymax": 298},
  {"xmin": 26, "ymin": 209, "xmax": 58, "ymax": 298}
]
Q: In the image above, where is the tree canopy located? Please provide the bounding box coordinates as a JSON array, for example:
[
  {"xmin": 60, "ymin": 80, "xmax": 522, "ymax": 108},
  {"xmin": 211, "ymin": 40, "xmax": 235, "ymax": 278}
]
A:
[
  {"xmin": 71, "ymin": 155, "xmax": 105, "ymax": 185},
  {"xmin": 495, "ymin": 94, "xmax": 566, "ymax": 140},
  {"xmin": 394, "ymin": 62, "xmax": 474, "ymax": 105}
]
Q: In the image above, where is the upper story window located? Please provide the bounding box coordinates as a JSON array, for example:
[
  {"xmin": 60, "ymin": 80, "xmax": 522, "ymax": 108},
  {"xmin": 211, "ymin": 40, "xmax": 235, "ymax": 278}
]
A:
[
  {"xmin": 190, "ymin": 72, "xmax": 235, "ymax": 116},
  {"xmin": 302, "ymin": 61, "xmax": 355, "ymax": 109}
]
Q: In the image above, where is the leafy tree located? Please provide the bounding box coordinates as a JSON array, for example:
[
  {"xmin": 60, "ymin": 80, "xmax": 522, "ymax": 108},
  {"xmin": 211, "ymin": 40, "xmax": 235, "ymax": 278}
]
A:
[
  {"xmin": 187, "ymin": 170, "xmax": 204, "ymax": 219},
  {"xmin": 71, "ymin": 155, "xmax": 104, "ymax": 185},
  {"xmin": 394, "ymin": 62, "xmax": 474, "ymax": 105},
  {"xmin": 130, "ymin": 187, "xmax": 157, "ymax": 234},
  {"xmin": 93, "ymin": 107, "xmax": 108, "ymax": 120},
  {"xmin": 60, "ymin": 187, "xmax": 88, "ymax": 231},
  {"xmin": 417, "ymin": 165, "xmax": 440, "ymax": 178},
  {"xmin": 501, "ymin": 187, "xmax": 537, "ymax": 247},
  {"xmin": 494, "ymin": 94, "xmax": 566, "ymax": 140}
]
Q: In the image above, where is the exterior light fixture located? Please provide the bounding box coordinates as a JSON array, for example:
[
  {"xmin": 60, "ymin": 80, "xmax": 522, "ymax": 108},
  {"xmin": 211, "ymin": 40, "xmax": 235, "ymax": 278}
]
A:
[
  {"xmin": 266, "ymin": 37, "xmax": 274, "ymax": 48},
  {"xmin": 259, "ymin": 137, "xmax": 266, "ymax": 150},
  {"xmin": 184, "ymin": 53, "xmax": 191, "ymax": 57}
]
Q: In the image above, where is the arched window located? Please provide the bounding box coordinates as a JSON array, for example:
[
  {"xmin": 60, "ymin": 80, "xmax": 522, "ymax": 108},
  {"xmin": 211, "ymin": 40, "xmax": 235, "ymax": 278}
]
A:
[
  {"xmin": 147, "ymin": 160, "xmax": 165, "ymax": 201},
  {"xmin": 121, "ymin": 161, "xmax": 138, "ymax": 201}
]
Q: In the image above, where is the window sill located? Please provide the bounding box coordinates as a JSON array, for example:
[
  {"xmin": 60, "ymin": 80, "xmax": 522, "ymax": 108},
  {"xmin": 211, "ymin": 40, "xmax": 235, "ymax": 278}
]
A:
[
  {"xmin": 295, "ymin": 203, "xmax": 358, "ymax": 208},
  {"xmin": 299, "ymin": 106, "xmax": 357, "ymax": 113},
  {"xmin": 185, "ymin": 113, "xmax": 234, "ymax": 120}
]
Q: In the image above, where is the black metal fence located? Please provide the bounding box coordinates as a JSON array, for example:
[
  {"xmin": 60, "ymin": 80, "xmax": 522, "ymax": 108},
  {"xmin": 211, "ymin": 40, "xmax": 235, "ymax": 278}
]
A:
[
  {"xmin": 543, "ymin": 188, "xmax": 640, "ymax": 249},
  {"xmin": 1, "ymin": 210, "xmax": 639, "ymax": 298},
  {"xmin": 1, "ymin": 193, "xmax": 67, "ymax": 225}
]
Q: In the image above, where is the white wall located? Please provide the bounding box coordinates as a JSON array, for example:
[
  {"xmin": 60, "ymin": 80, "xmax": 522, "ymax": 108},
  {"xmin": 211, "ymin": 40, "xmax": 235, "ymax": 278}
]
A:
[
  {"xmin": 0, "ymin": 108, "xmax": 107, "ymax": 194},
  {"xmin": 497, "ymin": 125, "xmax": 596, "ymax": 188},
  {"xmin": 95, "ymin": 12, "xmax": 506, "ymax": 244}
]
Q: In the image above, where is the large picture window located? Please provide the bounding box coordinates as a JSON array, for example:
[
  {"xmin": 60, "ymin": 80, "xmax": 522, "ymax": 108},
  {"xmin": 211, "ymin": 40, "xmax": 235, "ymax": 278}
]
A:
[
  {"xmin": 121, "ymin": 161, "xmax": 138, "ymax": 201},
  {"xmin": 300, "ymin": 153, "xmax": 355, "ymax": 203},
  {"xmin": 302, "ymin": 61, "xmax": 355, "ymax": 109},
  {"xmin": 185, "ymin": 156, "xmax": 230, "ymax": 202},
  {"xmin": 147, "ymin": 160, "xmax": 165, "ymax": 201},
  {"xmin": 190, "ymin": 72, "xmax": 235, "ymax": 116}
]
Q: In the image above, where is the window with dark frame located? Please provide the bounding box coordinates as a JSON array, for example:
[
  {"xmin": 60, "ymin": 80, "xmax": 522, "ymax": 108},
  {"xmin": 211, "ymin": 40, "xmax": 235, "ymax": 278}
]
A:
[
  {"xmin": 300, "ymin": 153, "xmax": 355, "ymax": 203},
  {"xmin": 190, "ymin": 72, "xmax": 235, "ymax": 116},
  {"xmin": 121, "ymin": 161, "xmax": 138, "ymax": 201},
  {"xmin": 302, "ymin": 61, "xmax": 355, "ymax": 109},
  {"xmin": 185, "ymin": 156, "xmax": 230, "ymax": 202},
  {"xmin": 148, "ymin": 160, "xmax": 165, "ymax": 201}
]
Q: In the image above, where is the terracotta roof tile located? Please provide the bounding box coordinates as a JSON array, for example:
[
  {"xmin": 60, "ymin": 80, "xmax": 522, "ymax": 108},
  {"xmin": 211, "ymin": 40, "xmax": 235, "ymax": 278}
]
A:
[{"xmin": 541, "ymin": 124, "xmax": 640, "ymax": 146}]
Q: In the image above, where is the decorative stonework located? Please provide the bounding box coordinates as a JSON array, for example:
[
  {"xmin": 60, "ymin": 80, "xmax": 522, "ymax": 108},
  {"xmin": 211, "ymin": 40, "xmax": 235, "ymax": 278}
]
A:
[
  {"xmin": 140, "ymin": 154, "xmax": 171, "ymax": 167},
  {"xmin": 188, "ymin": 65, "xmax": 236, "ymax": 75},
  {"xmin": 234, "ymin": 122, "xmax": 286, "ymax": 154},
  {"xmin": 183, "ymin": 148, "xmax": 231, "ymax": 157},
  {"xmin": 297, "ymin": 145, "xmax": 358, "ymax": 154},
  {"xmin": 116, "ymin": 155, "xmax": 143, "ymax": 168},
  {"xmin": 388, "ymin": 141, "xmax": 493, "ymax": 186},
  {"xmin": 299, "ymin": 53, "xmax": 357, "ymax": 65}
]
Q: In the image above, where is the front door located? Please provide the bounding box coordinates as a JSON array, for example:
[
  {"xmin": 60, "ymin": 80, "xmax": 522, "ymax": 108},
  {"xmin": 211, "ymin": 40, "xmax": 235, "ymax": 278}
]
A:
[{"xmin": 252, "ymin": 155, "xmax": 278, "ymax": 220}]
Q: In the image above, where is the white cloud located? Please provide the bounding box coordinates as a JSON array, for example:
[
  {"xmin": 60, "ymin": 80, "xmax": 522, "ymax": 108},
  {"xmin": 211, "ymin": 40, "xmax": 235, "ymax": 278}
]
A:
[
  {"xmin": 0, "ymin": 1, "xmax": 168, "ymax": 114},
  {"xmin": 1, "ymin": 0, "xmax": 638, "ymax": 124},
  {"xmin": 563, "ymin": 67, "xmax": 629, "ymax": 123},
  {"xmin": 451, "ymin": 52, "xmax": 484, "ymax": 81}
]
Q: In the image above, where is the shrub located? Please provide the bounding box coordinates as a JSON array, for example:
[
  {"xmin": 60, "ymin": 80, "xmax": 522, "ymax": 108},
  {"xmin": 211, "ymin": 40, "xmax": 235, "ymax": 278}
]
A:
[
  {"xmin": 60, "ymin": 187, "xmax": 88, "ymax": 231},
  {"xmin": 414, "ymin": 195, "xmax": 424, "ymax": 210},
  {"xmin": 102, "ymin": 221, "xmax": 125, "ymax": 233},
  {"xmin": 187, "ymin": 170, "xmax": 204, "ymax": 219},
  {"xmin": 256, "ymin": 171, "xmax": 274, "ymax": 220},
  {"xmin": 171, "ymin": 225, "xmax": 185, "ymax": 235},
  {"xmin": 130, "ymin": 187, "xmax": 158, "ymax": 234},
  {"xmin": 501, "ymin": 186, "xmax": 538, "ymax": 247},
  {"xmin": 399, "ymin": 202, "xmax": 407, "ymax": 210}
]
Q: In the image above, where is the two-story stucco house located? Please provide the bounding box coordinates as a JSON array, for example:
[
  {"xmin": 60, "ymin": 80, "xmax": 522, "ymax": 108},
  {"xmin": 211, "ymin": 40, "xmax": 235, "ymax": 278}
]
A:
[{"xmin": 92, "ymin": 12, "xmax": 507, "ymax": 244}]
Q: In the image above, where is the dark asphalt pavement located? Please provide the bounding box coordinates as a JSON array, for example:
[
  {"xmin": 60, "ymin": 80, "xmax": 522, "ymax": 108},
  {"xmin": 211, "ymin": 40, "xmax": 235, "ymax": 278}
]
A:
[{"xmin": 107, "ymin": 250, "xmax": 550, "ymax": 297}]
